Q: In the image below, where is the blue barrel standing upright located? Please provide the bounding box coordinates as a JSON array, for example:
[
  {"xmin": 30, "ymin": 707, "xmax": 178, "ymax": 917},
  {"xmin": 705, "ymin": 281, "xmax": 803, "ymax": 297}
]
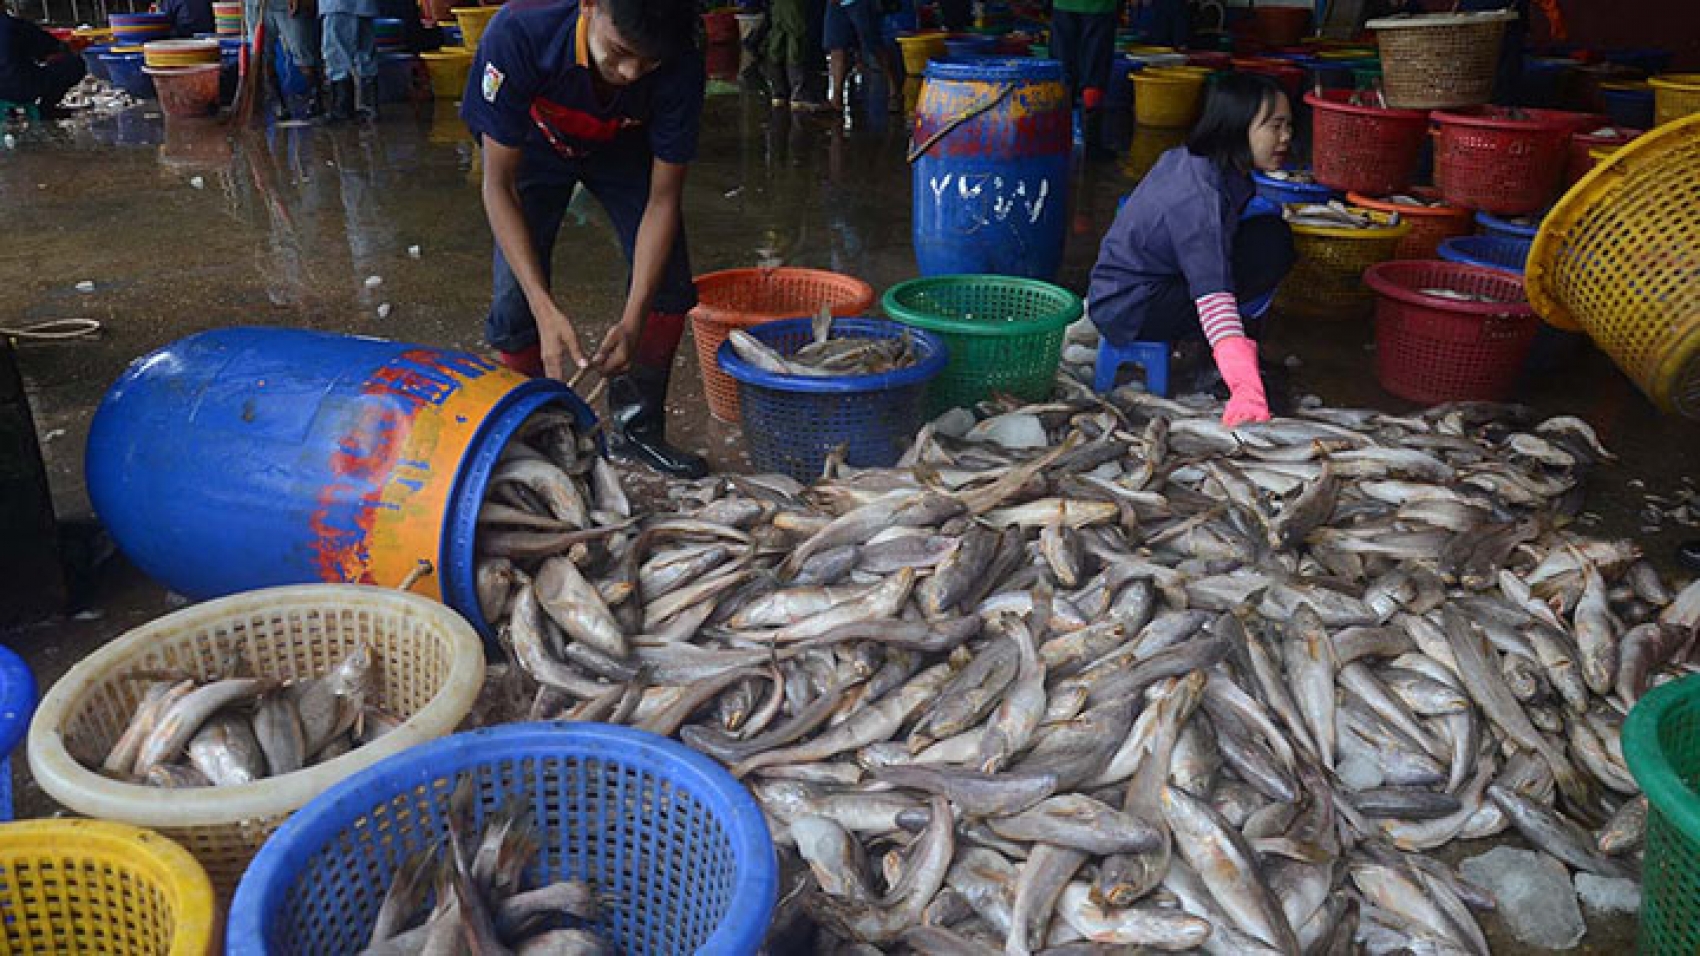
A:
[
  {"xmin": 84, "ymin": 328, "xmax": 594, "ymax": 639},
  {"xmin": 911, "ymin": 58, "xmax": 1071, "ymax": 282}
]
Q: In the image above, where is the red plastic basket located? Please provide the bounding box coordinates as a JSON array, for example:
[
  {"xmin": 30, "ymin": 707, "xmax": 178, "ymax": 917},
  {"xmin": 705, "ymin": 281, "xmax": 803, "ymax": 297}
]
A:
[
  {"xmin": 1347, "ymin": 188, "xmax": 1474, "ymax": 260},
  {"xmin": 1432, "ymin": 107, "xmax": 1577, "ymax": 215},
  {"xmin": 688, "ymin": 267, "xmax": 877, "ymax": 422},
  {"xmin": 1305, "ymin": 91, "xmax": 1431, "ymax": 195},
  {"xmin": 1566, "ymin": 126, "xmax": 1642, "ymax": 186},
  {"xmin": 1366, "ymin": 260, "xmax": 1539, "ymax": 404}
]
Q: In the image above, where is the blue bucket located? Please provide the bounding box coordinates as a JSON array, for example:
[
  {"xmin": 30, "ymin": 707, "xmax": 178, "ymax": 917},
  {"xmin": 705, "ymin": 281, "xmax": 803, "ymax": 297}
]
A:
[
  {"xmin": 1252, "ymin": 170, "xmax": 1339, "ymax": 205},
  {"xmin": 718, "ymin": 317, "xmax": 948, "ymax": 481},
  {"xmin": 0, "ymin": 647, "xmax": 36, "ymax": 822},
  {"xmin": 1475, "ymin": 210, "xmax": 1541, "ymax": 242},
  {"xmin": 228, "ymin": 723, "xmax": 778, "ymax": 956},
  {"xmin": 100, "ymin": 52, "xmax": 156, "ymax": 99},
  {"xmin": 1601, "ymin": 87, "xmax": 1655, "ymax": 129},
  {"xmin": 913, "ymin": 57, "xmax": 1071, "ymax": 281},
  {"xmin": 1438, "ymin": 235, "xmax": 1532, "ymax": 274},
  {"xmin": 81, "ymin": 43, "xmax": 113, "ymax": 81},
  {"xmin": 85, "ymin": 328, "xmax": 596, "ymax": 642}
]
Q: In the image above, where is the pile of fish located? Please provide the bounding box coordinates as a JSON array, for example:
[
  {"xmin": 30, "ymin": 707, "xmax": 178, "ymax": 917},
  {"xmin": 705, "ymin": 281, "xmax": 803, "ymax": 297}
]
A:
[
  {"xmin": 1262, "ymin": 170, "xmax": 1319, "ymax": 185},
  {"xmin": 465, "ymin": 383, "xmax": 1700, "ymax": 954},
  {"xmin": 1285, "ymin": 200, "xmax": 1398, "ymax": 231},
  {"xmin": 1383, "ymin": 194, "xmax": 1448, "ymax": 208},
  {"xmin": 98, "ymin": 645, "xmax": 386, "ymax": 787},
  {"xmin": 726, "ymin": 307, "xmax": 921, "ymax": 379},
  {"xmin": 360, "ymin": 777, "xmax": 607, "ymax": 956},
  {"xmin": 1414, "ymin": 287, "xmax": 1514, "ymax": 305}
]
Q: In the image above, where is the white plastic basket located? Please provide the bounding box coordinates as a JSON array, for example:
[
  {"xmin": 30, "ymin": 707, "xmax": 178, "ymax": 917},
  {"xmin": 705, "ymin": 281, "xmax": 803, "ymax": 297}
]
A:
[{"xmin": 28, "ymin": 584, "xmax": 485, "ymax": 900}]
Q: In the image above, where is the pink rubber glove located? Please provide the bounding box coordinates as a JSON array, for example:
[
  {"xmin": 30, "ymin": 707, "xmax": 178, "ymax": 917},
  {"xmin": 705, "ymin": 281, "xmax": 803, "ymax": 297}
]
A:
[{"xmin": 1212, "ymin": 335, "xmax": 1271, "ymax": 428}]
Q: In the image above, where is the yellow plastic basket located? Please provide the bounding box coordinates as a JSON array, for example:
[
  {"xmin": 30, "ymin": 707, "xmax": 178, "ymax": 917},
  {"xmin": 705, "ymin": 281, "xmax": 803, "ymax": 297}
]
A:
[
  {"xmin": 451, "ymin": 5, "xmax": 499, "ymax": 50},
  {"xmin": 28, "ymin": 584, "xmax": 485, "ymax": 902},
  {"xmin": 1527, "ymin": 113, "xmax": 1700, "ymax": 417},
  {"xmin": 1275, "ymin": 207, "xmax": 1413, "ymax": 321},
  {"xmin": 420, "ymin": 47, "xmax": 473, "ymax": 100},
  {"xmin": 1133, "ymin": 70, "xmax": 1206, "ymax": 129},
  {"xmin": 1650, "ymin": 74, "xmax": 1700, "ymax": 127},
  {"xmin": 898, "ymin": 34, "xmax": 947, "ymax": 76},
  {"xmin": 0, "ymin": 819, "xmax": 218, "ymax": 956}
]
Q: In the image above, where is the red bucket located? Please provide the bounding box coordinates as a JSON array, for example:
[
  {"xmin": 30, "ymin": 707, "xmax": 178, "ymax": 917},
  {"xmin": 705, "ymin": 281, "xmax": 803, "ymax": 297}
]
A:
[
  {"xmin": 1305, "ymin": 91, "xmax": 1431, "ymax": 195},
  {"xmin": 1366, "ymin": 260, "xmax": 1539, "ymax": 404},
  {"xmin": 1432, "ymin": 107, "xmax": 1576, "ymax": 215},
  {"xmin": 702, "ymin": 10, "xmax": 738, "ymax": 44},
  {"xmin": 143, "ymin": 64, "xmax": 221, "ymax": 118}
]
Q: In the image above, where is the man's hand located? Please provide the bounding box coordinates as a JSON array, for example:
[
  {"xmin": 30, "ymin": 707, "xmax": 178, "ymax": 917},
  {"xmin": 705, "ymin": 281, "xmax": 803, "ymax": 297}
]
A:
[
  {"xmin": 592, "ymin": 322, "xmax": 639, "ymax": 377},
  {"xmin": 533, "ymin": 299, "xmax": 589, "ymax": 380}
]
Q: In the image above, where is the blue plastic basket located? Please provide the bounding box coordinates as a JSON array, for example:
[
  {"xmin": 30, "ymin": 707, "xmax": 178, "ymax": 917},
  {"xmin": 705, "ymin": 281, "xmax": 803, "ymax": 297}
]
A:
[
  {"xmin": 945, "ymin": 35, "xmax": 999, "ymax": 59},
  {"xmin": 718, "ymin": 317, "xmax": 947, "ymax": 482},
  {"xmin": 0, "ymin": 647, "xmax": 37, "ymax": 822},
  {"xmin": 1601, "ymin": 87, "xmax": 1656, "ymax": 130},
  {"xmin": 228, "ymin": 722, "xmax": 776, "ymax": 955},
  {"xmin": 1438, "ymin": 235, "xmax": 1532, "ymax": 275},
  {"xmin": 1475, "ymin": 210, "xmax": 1541, "ymax": 242},
  {"xmin": 1253, "ymin": 170, "xmax": 1339, "ymax": 205}
]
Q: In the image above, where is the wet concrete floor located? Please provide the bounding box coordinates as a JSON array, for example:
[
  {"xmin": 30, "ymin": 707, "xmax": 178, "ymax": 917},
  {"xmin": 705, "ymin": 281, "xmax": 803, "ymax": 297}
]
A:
[{"xmin": 2, "ymin": 73, "xmax": 1697, "ymax": 952}]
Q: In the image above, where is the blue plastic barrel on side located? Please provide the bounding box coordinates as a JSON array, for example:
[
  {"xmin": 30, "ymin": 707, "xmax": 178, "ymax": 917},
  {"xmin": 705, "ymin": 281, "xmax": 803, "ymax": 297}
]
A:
[
  {"xmin": 229, "ymin": 723, "xmax": 778, "ymax": 955},
  {"xmin": 0, "ymin": 647, "xmax": 36, "ymax": 822},
  {"xmin": 718, "ymin": 318, "xmax": 948, "ymax": 481},
  {"xmin": 85, "ymin": 328, "xmax": 594, "ymax": 640},
  {"xmin": 912, "ymin": 58, "xmax": 1071, "ymax": 282}
]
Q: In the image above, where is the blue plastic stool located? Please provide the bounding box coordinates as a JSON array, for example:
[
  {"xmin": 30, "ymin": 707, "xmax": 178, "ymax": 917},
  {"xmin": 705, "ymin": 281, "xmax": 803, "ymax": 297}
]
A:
[
  {"xmin": 1095, "ymin": 339, "xmax": 1171, "ymax": 396},
  {"xmin": 0, "ymin": 646, "xmax": 38, "ymax": 821}
]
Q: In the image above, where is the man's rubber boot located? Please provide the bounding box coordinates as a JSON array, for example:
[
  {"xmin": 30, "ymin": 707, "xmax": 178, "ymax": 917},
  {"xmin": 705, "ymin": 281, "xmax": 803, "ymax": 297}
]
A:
[
  {"xmin": 326, "ymin": 77, "xmax": 355, "ymax": 123},
  {"xmin": 606, "ymin": 363, "xmax": 708, "ymax": 479},
  {"xmin": 356, "ymin": 76, "xmax": 378, "ymax": 121}
]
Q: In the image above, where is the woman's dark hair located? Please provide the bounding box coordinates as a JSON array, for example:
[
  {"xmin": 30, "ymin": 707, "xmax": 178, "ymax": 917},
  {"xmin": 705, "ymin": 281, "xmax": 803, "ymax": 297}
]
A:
[
  {"xmin": 1186, "ymin": 72, "xmax": 1287, "ymax": 173},
  {"xmin": 600, "ymin": 0, "xmax": 697, "ymax": 60}
]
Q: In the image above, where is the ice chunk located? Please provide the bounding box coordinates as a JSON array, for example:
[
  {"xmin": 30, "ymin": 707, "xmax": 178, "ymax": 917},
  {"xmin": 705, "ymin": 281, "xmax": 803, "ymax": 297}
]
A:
[
  {"xmin": 966, "ymin": 412, "xmax": 1048, "ymax": 449},
  {"xmin": 189, "ymin": 176, "xmax": 204, "ymax": 189},
  {"xmin": 1574, "ymin": 872, "xmax": 1640, "ymax": 915},
  {"xmin": 1335, "ymin": 753, "xmax": 1384, "ymax": 791},
  {"xmin": 364, "ymin": 275, "xmax": 383, "ymax": 288},
  {"xmin": 1461, "ymin": 847, "xmax": 1584, "ymax": 950},
  {"xmin": 930, "ymin": 407, "xmax": 977, "ymax": 439},
  {"xmin": 376, "ymin": 303, "xmax": 392, "ymax": 319},
  {"xmin": 75, "ymin": 280, "xmax": 95, "ymax": 293},
  {"xmin": 407, "ymin": 245, "xmax": 422, "ymax": 258}
]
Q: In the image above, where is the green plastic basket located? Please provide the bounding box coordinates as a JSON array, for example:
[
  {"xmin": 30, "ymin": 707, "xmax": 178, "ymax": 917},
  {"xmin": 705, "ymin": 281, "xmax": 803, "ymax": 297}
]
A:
[
  {"xmin": 1625, "ymin": 673, "xmax": 1700, "ymax": 955},
  {"xmin": 881, "ymin": 275, "xmax": 1081, "ymax": 413}
]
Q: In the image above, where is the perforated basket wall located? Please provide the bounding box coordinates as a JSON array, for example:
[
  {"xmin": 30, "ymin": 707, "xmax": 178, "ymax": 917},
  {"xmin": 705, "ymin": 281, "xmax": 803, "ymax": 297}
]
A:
[
  {"xmin": 227, "ymin": 723, "xmax": 777, "ymax": 956},
  {"xmin": 1367, "ymin": 260, "xmax": 1538, "ymax": 403},
  {"xmin": 1624, "ymin": 675, "xmax": 1700, "ymax": 956},
  {"xmin": 1371, "ymin": 15, "xmax": 1510, "ymax": 109},
  {"xmin": 1274, "ymin": 212, "xmax": 1411, "ymax": 321},
  {"xmin": 1526, "ymin": 113, "xmax": 1700, "ymax": 417},
  {"xmin": 1348, "ymin": 190, "xmax": 1474, "ymax": 260},
  {"xmin": 688, "ymin": 268, "xmax": 876, "ymax": 422}
]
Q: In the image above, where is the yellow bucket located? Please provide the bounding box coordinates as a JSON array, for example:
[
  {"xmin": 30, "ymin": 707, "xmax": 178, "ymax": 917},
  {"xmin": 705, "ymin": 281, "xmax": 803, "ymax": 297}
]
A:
[
  {"xmin": 0, "ymin": 819, "xmax": 218, "ymax": 956},
  {"xmin": 421, "ymin": 47, "xmax": 474, "ymax": 99},
  {"xmin": 452, "ymin": 6, "xmax": 500, "ymax": 50},
  {"xmin": 898, "ymin": 33, "xmax": 947, "ymax": 77},
  {"xmin": 1527, "ymin": 113, "xmax": 1700, "ymax": 416},
  {"xmin": 1276, "ymin": 207, "xmax": 1413, "ymax": 321},
  {"xmin": 1649, "ymin": 74, "xmax": 1700, "ymax": 126},
  {"xmin": 1133, "ymin": 69, "xmax": 1206, "ymax": 128}
]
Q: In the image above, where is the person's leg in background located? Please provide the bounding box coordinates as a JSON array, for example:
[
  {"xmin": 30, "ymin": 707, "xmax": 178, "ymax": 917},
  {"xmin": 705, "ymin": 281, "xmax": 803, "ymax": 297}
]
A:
[
  {"xmin": 274, "ymin": 0, "xmax": 323, "ymax": 118},
  {"xmin": 1050, "ymin": 9, "xmax": 1083, "ymax": 96},
  {"xmin": 765, "ymin": 0, "xmax": 807, "ymax": 106},
  {"xmin": 321, "ymin": 11, "xmax": 357, "ymax": 121},
  {"xmin": 802, "ymin": 0, "xmax": 828, "ymax": 104},
  {"xmin": 578, "ymin": 156, "xmax": 707, "ymax": 478},
  {"xmin": 823, "ymin": 0, "xmax": 854, "ymax": 111},
  {"xmin": 1077, "ymin": 9, "xmax": 1115, "ymax": 152},
  {"xmin": 852, "ymin": 0, "xmax": 902, "ymax": 112},
  {"xmin": 485, "ymin": 162, "xmax": 580, "ymax": 376},
  {"xmin": 1148, "ymin": 0, "xmax": 1188, "ymax": 49},
  {"xmin": 352, "ymin": 15, "xmax": 378, "ymax": 119}
]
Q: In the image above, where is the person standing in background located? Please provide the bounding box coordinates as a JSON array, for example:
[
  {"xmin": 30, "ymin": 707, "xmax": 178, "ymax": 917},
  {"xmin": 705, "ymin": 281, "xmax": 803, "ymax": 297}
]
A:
[
  {"xmin": 321, "ymin": 0, "xmax": 379, "ymax": 121},
  {"xmin": 1143, "ymin": 0, "xmax": 1188, "ymax": 49},
  {"xmin": 246, "ymin": 0, "xmax": 323, "ymax": 119},
  {"xmin": 766, "ymin": 0, "xmax": 829, "ymax": 110},
  {"xmin": 823, "ymin": 0, "xmax": 902, "ymax": 113},
  {"xmin": 1051, "ymin": 0, "xmax": 1119, "ymax": 115},
  {"xmin": 159, "ymin": 0, "xmax": 216, "ymax": 37}
]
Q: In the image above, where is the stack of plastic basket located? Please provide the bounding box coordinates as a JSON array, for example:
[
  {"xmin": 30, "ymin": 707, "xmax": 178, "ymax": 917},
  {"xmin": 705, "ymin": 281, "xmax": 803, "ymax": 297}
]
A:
[
  {"xmin": 227, "ymin": 723, "xmax": 778, "ymax": 955},
  {"xmin": 1650, "ymin": 74, "xmax": 1700, "ymax": 126},
  {"xmin": 28, "ymin": 584, "xmax": 486, "ymax": 900},
  {"xmin": 1526, "ymin": 113, "xmax": 1700, "ymax": 417},
  {"xmin": 689, "ymin": 267, "xmax": 876, "ymax": 423},
  {"xmin": 1431, "ymin": 107, "xmax": 1587, "ymax": 216},
  {"xmin": 882, "ymin": 274, "xmax": 1081, "ymax": 413},
  {"xmin": 1305, "ymin": 91, "xmax": 1432, "ymax": 196},
  {"xmin": 1347, "ymin": 189, "xmax": 1473, "ymax": 260},
  {"xmin": 718, "ymin": 318, "xmax": 947, "ymax": 482}
]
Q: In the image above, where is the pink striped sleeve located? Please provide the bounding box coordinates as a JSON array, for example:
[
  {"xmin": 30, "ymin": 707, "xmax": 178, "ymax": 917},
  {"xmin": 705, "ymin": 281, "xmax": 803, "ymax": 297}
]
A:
[{"xmin": 1195, "ymin": 291, "xmax": 1246, "ymax": 346}]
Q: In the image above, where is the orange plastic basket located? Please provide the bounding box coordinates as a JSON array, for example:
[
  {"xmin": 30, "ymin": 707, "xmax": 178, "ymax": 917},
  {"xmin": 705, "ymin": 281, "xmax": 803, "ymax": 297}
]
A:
[
  {"xmin": 1526, "ymin": 113, "xmax": 1700, "ymax": 417},
  {"xmin": 689, "ymin": 267, "xmax": 876, "ymax": 422},
  {"xmin": 1347, "ymin": 188, "xmax": 1473, "ymax": 260}
]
